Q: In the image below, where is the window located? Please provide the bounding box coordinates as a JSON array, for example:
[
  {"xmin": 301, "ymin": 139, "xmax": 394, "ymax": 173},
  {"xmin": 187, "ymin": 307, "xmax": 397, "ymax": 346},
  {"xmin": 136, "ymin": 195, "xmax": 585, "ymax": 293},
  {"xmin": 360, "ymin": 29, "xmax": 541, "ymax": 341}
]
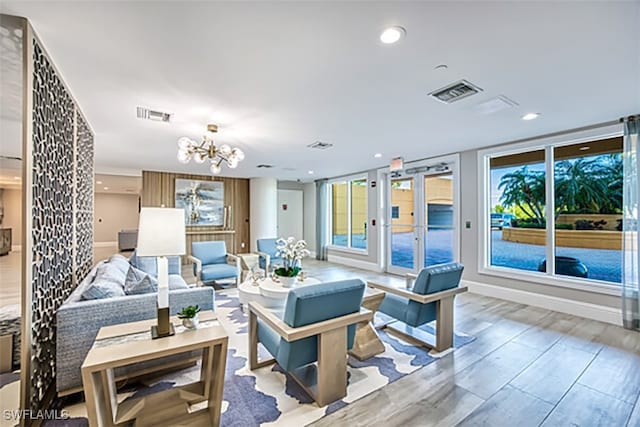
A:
[
  {"xmin": 330, "ymin": 177, "xmax": 367, "ymax": 250},
  {"xmin": 485, "ymin": 137, "xmax": 623, "ymax": 285}
]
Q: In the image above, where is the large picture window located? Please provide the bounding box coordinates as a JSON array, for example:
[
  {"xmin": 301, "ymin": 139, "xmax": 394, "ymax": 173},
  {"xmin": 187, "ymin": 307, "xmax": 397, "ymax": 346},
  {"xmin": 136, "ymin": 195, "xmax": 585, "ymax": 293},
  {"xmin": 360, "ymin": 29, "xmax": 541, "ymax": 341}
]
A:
[
  {"xmin": 486, "ymin": 137, "xmax": 623, "ymax": 285},
  {"xmin": 330, "ymin": 177, "xmax": 367, "ymax": 250}
]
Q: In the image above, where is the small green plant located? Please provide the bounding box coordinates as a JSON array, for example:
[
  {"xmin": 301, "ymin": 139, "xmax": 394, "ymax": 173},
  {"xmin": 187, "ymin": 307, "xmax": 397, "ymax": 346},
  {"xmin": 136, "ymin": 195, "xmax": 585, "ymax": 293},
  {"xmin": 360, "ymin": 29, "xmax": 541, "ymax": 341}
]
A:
[
  {"xmin": 178, "ymin": 305, "xmax": 201, "ymax": 319},
  {"xmin": 274, "ymin": 266, "xmax": 301, "ymax": 278}
]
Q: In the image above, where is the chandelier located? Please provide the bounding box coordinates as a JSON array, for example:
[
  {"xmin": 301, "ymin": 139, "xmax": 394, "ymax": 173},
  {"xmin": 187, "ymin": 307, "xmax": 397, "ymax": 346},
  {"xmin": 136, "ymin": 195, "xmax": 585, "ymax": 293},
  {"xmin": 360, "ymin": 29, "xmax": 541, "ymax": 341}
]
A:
[{"xmin": 177, "ymin": 124, "xmax": 245, "ymax": 174}]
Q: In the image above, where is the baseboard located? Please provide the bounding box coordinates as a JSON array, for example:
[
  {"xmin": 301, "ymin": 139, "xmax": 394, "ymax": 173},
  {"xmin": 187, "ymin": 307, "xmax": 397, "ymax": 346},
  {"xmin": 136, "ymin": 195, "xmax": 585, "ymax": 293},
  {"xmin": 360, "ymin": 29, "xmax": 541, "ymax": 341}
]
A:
[
  {"xmin": 93, "ymin": 241, "xmax": 118, "ymax": 248},
  {"xmin": 327, "ymin": 254, "xmax": 383, "ymax": 273},
  {"xmin": 462, "ymin": 279, "xmax": 622, "ymax": 326}
]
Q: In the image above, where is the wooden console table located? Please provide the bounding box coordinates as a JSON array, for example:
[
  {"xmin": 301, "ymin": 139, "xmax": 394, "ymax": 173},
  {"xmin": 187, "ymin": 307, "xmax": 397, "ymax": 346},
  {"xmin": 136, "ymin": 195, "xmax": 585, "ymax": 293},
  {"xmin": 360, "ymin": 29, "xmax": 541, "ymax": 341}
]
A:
[{"xmin": 81, "ymin": 311, "xmax": 228, "ymax": 427}]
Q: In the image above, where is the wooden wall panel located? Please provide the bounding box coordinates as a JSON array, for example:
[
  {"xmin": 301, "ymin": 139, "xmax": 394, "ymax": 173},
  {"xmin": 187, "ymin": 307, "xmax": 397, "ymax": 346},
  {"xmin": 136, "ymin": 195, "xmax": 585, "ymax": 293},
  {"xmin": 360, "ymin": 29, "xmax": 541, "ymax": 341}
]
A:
[{"xmin": 141, "ymin": 171, "xmax": 250, "ymax": 261}]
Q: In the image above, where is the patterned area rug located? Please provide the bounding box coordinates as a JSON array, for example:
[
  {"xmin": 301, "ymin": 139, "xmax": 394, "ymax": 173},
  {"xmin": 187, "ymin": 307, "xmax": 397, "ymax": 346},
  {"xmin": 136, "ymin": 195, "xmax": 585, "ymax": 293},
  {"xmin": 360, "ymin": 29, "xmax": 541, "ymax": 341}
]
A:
[{"xmin": 40, "ymin": 290, "xmax": 474, "ymax": 427}]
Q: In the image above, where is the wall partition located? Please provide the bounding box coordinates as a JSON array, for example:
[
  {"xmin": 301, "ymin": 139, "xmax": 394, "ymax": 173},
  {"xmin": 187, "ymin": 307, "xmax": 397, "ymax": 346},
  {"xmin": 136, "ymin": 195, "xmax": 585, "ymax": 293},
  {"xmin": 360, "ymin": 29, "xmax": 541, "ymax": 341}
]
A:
[{"xmin": 2, "ymin": 14, "xmax": 96, "ymax": 422}]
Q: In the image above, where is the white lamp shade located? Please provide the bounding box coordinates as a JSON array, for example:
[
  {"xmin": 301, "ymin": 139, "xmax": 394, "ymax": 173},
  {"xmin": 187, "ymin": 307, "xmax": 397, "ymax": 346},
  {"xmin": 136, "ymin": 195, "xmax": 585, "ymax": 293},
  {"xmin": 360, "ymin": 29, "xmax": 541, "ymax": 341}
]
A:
[{"xmin": 137, "ymin": 207, "xmax": 186, "ymax": 256}]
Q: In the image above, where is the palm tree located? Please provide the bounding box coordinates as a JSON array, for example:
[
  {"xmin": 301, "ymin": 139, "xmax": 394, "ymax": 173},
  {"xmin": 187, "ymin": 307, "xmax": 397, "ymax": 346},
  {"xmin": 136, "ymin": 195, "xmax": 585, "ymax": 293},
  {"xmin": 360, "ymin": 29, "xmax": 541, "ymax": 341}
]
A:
[
  {"xmin": 554, "ymin": 154, "xmax": 622, "ymax": 216},
  {"xmin": 498, "ymin": 166, "xmax": 546, "ymax": 224}
]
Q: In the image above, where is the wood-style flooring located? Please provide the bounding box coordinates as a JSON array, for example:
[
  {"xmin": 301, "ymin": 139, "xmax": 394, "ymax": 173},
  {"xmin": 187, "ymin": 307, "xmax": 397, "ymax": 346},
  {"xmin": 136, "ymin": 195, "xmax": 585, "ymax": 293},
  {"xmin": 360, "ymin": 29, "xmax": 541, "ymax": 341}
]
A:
[
  {"xmin": 2, "ymin": 248, "xmax": 639, "ymax": 426},
  {"xmin": 303, "ymin": 260, "xmax": 640, "ymax": 427}
]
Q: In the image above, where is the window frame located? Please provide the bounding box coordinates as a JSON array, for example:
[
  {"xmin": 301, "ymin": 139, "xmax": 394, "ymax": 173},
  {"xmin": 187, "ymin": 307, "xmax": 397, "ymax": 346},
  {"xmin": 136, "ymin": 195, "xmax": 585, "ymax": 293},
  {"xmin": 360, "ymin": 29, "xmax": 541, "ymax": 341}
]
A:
[
  {"xmin": 478, "ymin": 124, "xmax": 623, "ymax": 296},
  {"xmin": 327, "ymin": 174, "xmax": 368, "ymax": 254}
]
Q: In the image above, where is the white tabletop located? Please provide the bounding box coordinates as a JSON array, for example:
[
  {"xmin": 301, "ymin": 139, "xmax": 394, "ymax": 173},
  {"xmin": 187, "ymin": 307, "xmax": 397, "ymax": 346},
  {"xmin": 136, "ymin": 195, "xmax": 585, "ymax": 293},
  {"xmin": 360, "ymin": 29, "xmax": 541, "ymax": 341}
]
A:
[{"xmin": 258, "ymin": 277, "xmax": 321, "ymax": 298}]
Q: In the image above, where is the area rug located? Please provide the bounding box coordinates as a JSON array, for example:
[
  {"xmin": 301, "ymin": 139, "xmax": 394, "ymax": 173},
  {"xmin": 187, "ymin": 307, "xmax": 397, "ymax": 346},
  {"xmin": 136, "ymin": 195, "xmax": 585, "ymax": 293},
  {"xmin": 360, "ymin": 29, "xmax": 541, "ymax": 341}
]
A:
[{"xmin": 46, "ymin": 290, "xmax": 474, "ymax": 427}]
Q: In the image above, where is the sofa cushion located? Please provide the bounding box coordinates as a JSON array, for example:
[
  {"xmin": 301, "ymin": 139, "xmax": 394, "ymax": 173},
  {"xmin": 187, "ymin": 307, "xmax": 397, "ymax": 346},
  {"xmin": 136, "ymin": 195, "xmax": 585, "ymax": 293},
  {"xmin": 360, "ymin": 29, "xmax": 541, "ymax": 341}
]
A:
[
  {"xmin": 109, "ymin": 254, "xmax": 132, "ymax": 276},
  {"xmin": 201, "ymin": 263, "xmax": 238, "ymax": 282},
  {"xmin": 129, "ymin": 251, "xmax": 181, "ymax": 276},
  {"xmin": 124, "ymin": 266, "xmax": 158, "ymax": 295},
  {"xmin": 168, "ymin": 275, "xmax": 189, "ymax": 290},
  {"xmin": 81, "ymin": 262, "xmax": 126, "ymax": 300}
]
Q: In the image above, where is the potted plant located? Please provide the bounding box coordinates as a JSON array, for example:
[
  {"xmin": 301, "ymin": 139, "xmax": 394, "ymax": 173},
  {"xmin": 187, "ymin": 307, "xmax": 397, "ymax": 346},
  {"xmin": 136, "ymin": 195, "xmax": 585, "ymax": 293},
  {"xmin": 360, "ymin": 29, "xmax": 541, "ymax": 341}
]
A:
[
  {"xmin": 274, "ymin": 237, "xmax": 311, "ymax": 287},
  {"xmin": 178, "ymin": 305, "xmax": 201, "ymax": 329}
]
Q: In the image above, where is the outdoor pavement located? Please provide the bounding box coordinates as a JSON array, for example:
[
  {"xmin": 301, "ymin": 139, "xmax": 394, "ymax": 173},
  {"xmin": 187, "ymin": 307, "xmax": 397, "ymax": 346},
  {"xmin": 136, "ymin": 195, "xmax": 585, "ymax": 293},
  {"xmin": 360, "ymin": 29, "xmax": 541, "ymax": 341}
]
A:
[{"xmin": 335, "ymin": 230, "xmax": 621, "ymax": 283}]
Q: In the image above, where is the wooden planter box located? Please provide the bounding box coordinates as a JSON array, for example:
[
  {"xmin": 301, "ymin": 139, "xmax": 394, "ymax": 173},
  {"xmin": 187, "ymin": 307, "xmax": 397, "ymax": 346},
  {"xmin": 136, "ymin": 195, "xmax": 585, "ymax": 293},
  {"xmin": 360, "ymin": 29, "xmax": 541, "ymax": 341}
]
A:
[{"xmin": 501, "ymin": 227, "xmax": 622, "ymax": 250}]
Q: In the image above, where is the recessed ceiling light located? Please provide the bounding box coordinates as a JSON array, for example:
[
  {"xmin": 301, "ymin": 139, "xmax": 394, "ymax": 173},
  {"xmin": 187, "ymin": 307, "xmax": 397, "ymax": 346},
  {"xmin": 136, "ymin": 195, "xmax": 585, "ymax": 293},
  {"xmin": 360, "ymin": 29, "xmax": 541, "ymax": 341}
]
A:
[
  {"xmin": 579, "ymin": 146, "xmax": 590, "ymax": 151},
  {"xmin": 103, "ymin": 187, "xmax": 109, "ymax": 190},
  {"xmin": 96, "ymin": 180, "xmax": 103, "ymax": 184},
  {"xmin": 380, "ymin": 26, "xmax": 406, "ymax": 44},
  {"xmin": 374, "ymin": 153, "xmax": 382, "ymax": 158},
  {"xmin": 521, "ymin": 112, "xmax": 540, "ymax": 121},
  {"xmin": 434, "ymin": 64, "xmax": 448, "ymax": 71},
  {"xmin": 13, "ymin": 176, "xmax": 20, "ymax": 180},
  {"xmin": 308, "ymin": 170, "xmax": 314, "ymax": 175}
]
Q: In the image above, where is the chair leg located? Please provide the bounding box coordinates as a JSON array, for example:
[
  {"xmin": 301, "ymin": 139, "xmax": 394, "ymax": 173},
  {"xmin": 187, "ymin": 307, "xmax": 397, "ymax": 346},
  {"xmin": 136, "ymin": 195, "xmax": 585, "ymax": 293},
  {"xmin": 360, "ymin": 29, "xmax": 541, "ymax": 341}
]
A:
[
  {"xmin": 316, "ymin": 327, "xmax": 348, "ymax": 406},
  {"xmin": 435, "ymin": 296, "xmax": 455, "ymax": 352},
  {"xmin": 248, "ymin": 311, "xmax": 275, "ymax": 370}
]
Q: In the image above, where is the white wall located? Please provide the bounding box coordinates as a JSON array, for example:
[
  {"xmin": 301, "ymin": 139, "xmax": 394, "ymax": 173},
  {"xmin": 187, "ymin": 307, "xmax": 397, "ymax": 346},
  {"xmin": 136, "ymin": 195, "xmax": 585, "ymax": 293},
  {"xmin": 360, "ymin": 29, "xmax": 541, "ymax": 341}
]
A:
[
  {"xmin": 303, "ymin": 183, "xmax": 316, "ymax": 254},
  {"xmin": 1, "ymin": 188, "xmax": 22, "ymax": 248},
  {"xmin": 249, "ymin": 177, "xmax": 278, "ymax": 252},
  {"xmin": 277, "ymin": 189, "xmax": 303, "ymax": 240},
  {"xmin": 94, "ymin": 193, "xmax": 140, "ymax": 243}
]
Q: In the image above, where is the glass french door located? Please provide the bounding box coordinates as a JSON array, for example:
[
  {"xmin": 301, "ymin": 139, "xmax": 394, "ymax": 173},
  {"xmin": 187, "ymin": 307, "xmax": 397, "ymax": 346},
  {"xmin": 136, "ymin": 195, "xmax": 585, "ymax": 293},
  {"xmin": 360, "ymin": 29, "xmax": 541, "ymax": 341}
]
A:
[{"xmin": 386, "ymin": 171, "xmax": 456, "ymax": 275}]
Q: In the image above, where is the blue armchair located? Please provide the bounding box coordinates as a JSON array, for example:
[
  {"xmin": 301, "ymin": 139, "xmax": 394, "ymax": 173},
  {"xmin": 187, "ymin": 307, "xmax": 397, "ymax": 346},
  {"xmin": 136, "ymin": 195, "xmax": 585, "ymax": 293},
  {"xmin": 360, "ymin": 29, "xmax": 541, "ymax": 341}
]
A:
[
  {"xmin": 188, "ymin": 241, "xmax": 240, "ymax": 286},
  {"xmin": 248, "ymin": 279, "xmax": 370, "ymax": 406},
  {"xmin": 256, "ymin": 238, "xmax": 282, "ymax": 272},
  {"xmin": 369, "ymin": 262, "xmax": 467, "ymax": 352}
]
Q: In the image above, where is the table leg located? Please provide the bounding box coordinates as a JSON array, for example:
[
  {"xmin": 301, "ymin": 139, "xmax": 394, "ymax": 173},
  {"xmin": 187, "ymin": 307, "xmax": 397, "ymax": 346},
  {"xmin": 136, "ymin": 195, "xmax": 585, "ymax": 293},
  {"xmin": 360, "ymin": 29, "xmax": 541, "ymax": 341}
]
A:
[
  {"xmin": 208, "ymin": 340, "xmax": 228, "ymax": 427},
  {"xmin": 350, "ymin": 293, "xmax": 386, "ymax": 360}
]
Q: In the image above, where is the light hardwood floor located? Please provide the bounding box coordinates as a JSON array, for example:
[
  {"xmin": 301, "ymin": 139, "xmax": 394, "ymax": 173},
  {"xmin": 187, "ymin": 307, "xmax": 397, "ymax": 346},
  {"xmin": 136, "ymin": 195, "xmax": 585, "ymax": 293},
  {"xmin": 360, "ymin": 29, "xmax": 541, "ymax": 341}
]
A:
[
  {"xmin": 2, "ymin": 247, "xmax": 639, "ymax": 426},
  {"xmin": 302, "ymin": 259, "xmax": 640, "ymax": 427}
]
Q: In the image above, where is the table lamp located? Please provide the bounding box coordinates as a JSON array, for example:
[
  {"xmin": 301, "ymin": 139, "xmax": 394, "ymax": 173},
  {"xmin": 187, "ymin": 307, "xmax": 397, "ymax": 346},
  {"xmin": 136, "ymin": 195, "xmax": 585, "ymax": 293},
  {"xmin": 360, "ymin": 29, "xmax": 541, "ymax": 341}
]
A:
[{"xmin": 137, "ymin": 207, "xmax": 186, "ymax": 339}]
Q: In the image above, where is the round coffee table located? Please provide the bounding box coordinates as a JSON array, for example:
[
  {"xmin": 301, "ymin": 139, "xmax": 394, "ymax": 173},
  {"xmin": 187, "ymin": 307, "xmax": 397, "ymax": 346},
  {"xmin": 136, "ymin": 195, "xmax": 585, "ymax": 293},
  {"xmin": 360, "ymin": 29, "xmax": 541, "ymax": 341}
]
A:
[{"xmin": 238, "ymin": 276, "xmax": 320, "ymax": 311}]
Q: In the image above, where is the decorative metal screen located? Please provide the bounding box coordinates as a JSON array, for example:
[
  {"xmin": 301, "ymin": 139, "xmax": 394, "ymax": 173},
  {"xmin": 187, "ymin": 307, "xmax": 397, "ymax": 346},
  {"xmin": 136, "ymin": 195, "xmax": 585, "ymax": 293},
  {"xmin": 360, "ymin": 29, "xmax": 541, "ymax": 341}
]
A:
[
  {"xmin": 29, "ymin": 37, "xmax": 94, "ymax": 411},
  {"xmin": 75, "ymin": 113, "xmax": 94, "ymax": 280}
]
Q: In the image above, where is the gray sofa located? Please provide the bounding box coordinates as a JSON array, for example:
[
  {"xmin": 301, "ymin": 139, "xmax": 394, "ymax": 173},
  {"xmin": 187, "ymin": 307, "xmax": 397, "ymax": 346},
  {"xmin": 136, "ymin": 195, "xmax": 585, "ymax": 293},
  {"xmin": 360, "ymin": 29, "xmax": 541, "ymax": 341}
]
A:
[{"xmin": 56, "ymin": 253, "xmax": 215, "ymax": 394}]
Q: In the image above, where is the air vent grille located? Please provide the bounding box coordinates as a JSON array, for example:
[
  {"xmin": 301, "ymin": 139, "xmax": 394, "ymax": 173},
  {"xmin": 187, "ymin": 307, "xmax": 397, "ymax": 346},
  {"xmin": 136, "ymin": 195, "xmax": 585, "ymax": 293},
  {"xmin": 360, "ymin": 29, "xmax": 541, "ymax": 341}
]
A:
[
  {"xmin": 136, "ymin": 106, "xmax": 171, "ymax": 122},
  {"xmin": 256, "ymin": 164, "xmax": 274, "ymax": 168},
  {"xmin": 307, "ymin": 141, "xmax": 333, "ymax": 150},
  {"xmin": 429, "ymin": 80, "xmax": 483, "ymax": 104}
]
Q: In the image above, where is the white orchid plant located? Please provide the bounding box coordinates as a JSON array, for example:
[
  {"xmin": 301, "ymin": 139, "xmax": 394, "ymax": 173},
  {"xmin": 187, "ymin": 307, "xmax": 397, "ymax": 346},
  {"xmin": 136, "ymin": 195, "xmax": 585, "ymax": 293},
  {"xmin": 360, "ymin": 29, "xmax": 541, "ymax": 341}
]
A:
[{"xmin": 274, "ymin": 237, "xmax": 311, "ymax": 277}]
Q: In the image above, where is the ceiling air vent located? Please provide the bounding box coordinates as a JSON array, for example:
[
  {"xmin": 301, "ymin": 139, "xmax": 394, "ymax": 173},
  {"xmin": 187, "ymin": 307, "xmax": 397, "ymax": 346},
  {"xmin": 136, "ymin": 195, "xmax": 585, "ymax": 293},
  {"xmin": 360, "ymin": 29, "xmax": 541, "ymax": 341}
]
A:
[
  {"xmin": 256, "ymin": 164, "xmax": 274, "ymax": 169},
  {"xmin": 136, "ymin": 106, "xmax": 171, "ymax": 122},
  {"xmin": 307, "ymin": 141, "xmax": 333, "ymax": 150},
  {"xmin": 428, "ymin": 79, "xmax": 483, "ymax": 104}
]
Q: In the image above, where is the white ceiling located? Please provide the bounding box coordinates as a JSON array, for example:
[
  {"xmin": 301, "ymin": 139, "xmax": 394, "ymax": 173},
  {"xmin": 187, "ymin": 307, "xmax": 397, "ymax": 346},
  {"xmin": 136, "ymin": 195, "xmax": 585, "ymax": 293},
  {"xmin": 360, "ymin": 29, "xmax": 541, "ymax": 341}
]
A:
[{"xmin": 1, "ymin": 1, "xmax": 639, "ymax": 181}]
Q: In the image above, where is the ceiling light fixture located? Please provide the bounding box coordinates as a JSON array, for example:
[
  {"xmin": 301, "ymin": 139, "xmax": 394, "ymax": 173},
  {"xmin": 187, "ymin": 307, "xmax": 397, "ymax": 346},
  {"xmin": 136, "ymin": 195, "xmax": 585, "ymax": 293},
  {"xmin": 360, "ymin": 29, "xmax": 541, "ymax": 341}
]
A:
[
  {"xmin": 96, "ymin": 180, "xmax": 103, "ymax": 184},
  {"xmin": 308, "ymin": 170, "xmax": 314, "ymax": 175},
  {"xmin": 177, "ymin": 124, "xmax": 245, "ymax": 174},
  {"xmin": 103, "ymin": 187, "xmax": 109, "ymax": 190},
  {"xmin": 579, "ymin": 146, "xmax": 590, "ymax": 151},
  {"xmin": 380, "ymin": 26, "xmax": 406, "ymax": 44},
  {"xmin": 374, "ymin": 153, "xmax": 382, "ymax": 158},
  {"xmin": 521, "ymin": 112, "xmax": 540, "ymax": 121}
]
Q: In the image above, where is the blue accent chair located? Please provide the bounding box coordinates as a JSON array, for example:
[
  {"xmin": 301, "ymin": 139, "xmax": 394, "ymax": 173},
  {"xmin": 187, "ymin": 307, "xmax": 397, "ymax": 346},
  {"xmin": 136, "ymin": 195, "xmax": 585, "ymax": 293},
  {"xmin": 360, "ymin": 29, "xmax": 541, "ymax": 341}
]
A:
[
  {"xmin": 370, "ymin": 262, "xmax": 467, "ymax": 352},
  {"xmin": 248, "ymin": 279, "xmax": 370, "ymax": 406},
  {"xmin": 188, "ymin": 241, "xmax": 240, "ymax": 286},
  {"xmin": 256, "ymin": 238, "xmax": 283, "ymax": 272}
]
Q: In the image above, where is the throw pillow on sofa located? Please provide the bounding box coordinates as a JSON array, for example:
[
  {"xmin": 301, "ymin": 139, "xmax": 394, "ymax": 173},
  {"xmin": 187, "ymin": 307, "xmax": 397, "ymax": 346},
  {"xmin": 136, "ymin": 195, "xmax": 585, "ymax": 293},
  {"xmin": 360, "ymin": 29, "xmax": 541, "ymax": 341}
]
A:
[
  {"xmin": 124, "ymin": 266, "xmax": 158, "ymax": 295},
  {"xmin": 81, "ymin": 262, "xmax": 127, "ymax": 300}
]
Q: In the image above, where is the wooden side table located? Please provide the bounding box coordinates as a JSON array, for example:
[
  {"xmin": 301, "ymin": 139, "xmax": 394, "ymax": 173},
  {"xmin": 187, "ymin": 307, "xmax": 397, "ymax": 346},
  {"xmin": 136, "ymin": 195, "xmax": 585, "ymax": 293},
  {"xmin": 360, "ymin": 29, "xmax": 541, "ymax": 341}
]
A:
[
  {"xmin": 349, "ymin": 287, "xmax": 386, "ymax": 360},
  {"xmin": 81, "ymin": 311, "xmax": 228, "ymax": 427}
]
